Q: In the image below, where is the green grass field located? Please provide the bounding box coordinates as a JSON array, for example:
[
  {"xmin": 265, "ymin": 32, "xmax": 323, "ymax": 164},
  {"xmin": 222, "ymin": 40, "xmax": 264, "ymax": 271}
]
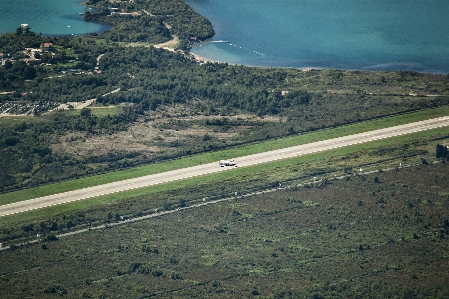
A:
[{"xmin": 89, "ymin": 106, "xmax": 119, "ymax": 116}]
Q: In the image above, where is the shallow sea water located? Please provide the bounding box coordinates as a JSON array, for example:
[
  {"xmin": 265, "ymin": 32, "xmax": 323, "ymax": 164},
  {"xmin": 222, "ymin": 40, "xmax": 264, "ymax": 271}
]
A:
[
  {"xmin": 186, "ymin": 0, "xmax": 449, "ymax": 73},
  {"xmin": 0, "ymin": 0, "xmax": 111, "ymax": 36}
]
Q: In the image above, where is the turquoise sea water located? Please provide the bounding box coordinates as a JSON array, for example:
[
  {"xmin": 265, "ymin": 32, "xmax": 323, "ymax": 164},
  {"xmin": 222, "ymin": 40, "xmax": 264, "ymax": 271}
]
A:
[
  {"xmin": 0, "ymin": 0, "xmax": 111, "ymax": 36},
  {"xmin": 186, "ymin": 0, "xmax": 449, "ymax": 73}
]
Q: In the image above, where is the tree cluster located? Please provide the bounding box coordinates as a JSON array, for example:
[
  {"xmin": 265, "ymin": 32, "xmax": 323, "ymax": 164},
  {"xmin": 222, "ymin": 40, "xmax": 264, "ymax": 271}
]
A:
[
  {"xmin": 0, "ymin": 61, "xmax": 37, "ymax": 90},
  {"xmin": 436, "ymin": 144, "xmax": 448, "ymax": 159},
  {"xmin": 92, "ymin": 14, "xmax": 171, "ymax": 44},
  {"xmin": 142, "ymin": 0, "xmax": 214, "ymax": 41},
  {"xmin": 0, "ymin": 31, "xmax": 46, "ymax": 54},
  {"xmin": 97, "ymin": 46, "xmax": 312, "ymax": 116},
  {"xmin": 83, "ymin": 0, "xmax": 214, "ymax": 49}
]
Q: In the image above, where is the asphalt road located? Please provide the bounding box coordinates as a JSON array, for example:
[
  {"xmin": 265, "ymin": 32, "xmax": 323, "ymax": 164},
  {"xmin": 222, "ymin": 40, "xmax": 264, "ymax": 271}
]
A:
[{"xmin": 1, "ymin": 116, "xmax": 448, "ymax": 217}]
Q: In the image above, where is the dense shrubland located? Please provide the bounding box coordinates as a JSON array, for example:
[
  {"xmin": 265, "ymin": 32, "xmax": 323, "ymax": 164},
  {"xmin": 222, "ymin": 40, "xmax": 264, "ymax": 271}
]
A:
[{"xmin": 1, "ymin": 163, "xmax": 449, "ymax": 298}]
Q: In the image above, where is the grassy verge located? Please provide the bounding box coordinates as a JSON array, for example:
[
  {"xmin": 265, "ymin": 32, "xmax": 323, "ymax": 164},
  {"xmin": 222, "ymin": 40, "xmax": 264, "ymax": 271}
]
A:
[
  {"xmin": 89, "ymin": 106, "xmax": 119, "ymax": 116},
  {"xmin": 1, "ymin": 125, "xmax": 446, "ymax": 227},
  {"xmin": 0, "ymin": 105, "xmax": 448, "ymax": 205},
  {"xmin": 0, "ymin": 115, "xmax": 50, "ymax": 126}
]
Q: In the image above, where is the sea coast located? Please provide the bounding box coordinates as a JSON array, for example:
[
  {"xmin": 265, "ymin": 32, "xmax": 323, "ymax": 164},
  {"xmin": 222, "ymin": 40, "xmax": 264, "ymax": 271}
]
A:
[
  {"xmin": 190, "ymin": 53, "xmax": 222, "ymax": 64},
  {"xmin": 0, "ymin": 0, "xmax": 111, "ymax": 36},
  {"xmin": 185, "ymin": 0, "xmax": 449, "ymax": 73}
]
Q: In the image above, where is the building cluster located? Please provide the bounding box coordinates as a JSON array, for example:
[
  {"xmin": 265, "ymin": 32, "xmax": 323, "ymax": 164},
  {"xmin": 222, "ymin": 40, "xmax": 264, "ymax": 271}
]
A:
[
  {"xmin": 0, "ymin": 101, "xmax": 59, "ymax": 116},
  {"xmin": 23, "ymin": 43, "xmax": 54, "ymax": 66},
  {"xmin": 110, "ymin": 8, "xmax": 142, "ymax": 17},
  {"xmin": 108, "ymin": 0, "xmax": 135, "ymax": 2},
  {"xmin": 1, "ymin": 43, "xmax": 56, "ymax": 66}
]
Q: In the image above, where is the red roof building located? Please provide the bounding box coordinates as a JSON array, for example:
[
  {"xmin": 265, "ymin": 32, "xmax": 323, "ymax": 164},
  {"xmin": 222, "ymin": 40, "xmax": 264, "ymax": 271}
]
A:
[{"xmin": 41, "ymin": 43, "xmax": 53, "ymax": 52}]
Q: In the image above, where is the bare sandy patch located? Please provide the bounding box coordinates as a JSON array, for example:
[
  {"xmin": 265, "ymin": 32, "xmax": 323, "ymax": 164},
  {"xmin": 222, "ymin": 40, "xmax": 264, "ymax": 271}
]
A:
[
  {"xmin": 153, "ymin": 35, "xmax": 179, "ymax": 51},
  {"xmin": 51, "ymin": 104, "xmax": 284, "ymax": 158}
]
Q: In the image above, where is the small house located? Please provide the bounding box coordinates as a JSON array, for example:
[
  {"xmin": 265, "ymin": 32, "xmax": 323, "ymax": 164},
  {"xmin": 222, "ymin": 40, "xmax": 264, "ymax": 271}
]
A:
[{"xmin": 41, "ymin": 43, "xmax": 53, "ymax": 52}]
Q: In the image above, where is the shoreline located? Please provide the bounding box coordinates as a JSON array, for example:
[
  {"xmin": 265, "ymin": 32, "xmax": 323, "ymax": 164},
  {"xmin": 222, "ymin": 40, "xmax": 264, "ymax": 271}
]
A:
[
  {"xmin": 1, "ymin": 0, "xmax": 446, "ymax": 75},
  {"xmin": 188, "ymin": 47, "xmax": 444, "ymax": 74},
  {"xmin": 0, "ymin": 0, "xmax": 111, "ymax": 37},
  {"xmin": 190, "ymin": 52, "xmax": 225, "ymax": 64},
  {"xmin": 184, "ymin": 1, "xmax": 449, "ymax": 75},
  {"xmin": 189, "ymin": 47, "xmax": 323, "ymax": 72}
]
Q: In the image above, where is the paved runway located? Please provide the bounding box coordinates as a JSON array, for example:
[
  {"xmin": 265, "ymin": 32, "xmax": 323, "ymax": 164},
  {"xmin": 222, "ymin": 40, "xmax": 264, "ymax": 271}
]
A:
[{"xmin": 1, "ymin": 116, "xmax": 448, "ymax": 217}]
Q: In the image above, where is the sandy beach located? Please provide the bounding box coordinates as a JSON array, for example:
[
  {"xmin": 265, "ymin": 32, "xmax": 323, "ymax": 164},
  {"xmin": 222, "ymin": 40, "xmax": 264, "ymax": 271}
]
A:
[{"xmin": 190, "ymin": 52, "xmax": 224, "ymax": 64}]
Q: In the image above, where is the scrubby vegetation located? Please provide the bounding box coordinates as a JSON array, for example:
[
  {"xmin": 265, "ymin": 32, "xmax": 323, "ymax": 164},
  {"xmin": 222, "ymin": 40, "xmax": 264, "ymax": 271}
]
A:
[{"xmin": 1, "ymin": 163, "xmax": 449, "ymax": 298}]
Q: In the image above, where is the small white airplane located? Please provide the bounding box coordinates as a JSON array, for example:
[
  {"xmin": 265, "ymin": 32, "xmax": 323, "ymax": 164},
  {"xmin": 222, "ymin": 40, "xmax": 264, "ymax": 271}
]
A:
[{"xmin": 219, "ymin": 159, "xmax": 236, "ymax": 167}]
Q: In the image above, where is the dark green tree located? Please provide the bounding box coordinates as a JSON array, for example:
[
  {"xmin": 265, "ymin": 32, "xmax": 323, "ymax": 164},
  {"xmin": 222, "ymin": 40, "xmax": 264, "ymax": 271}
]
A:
[{"xmin": 436, "ymin": 144, "xmax": 448, "ymax": 159}]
